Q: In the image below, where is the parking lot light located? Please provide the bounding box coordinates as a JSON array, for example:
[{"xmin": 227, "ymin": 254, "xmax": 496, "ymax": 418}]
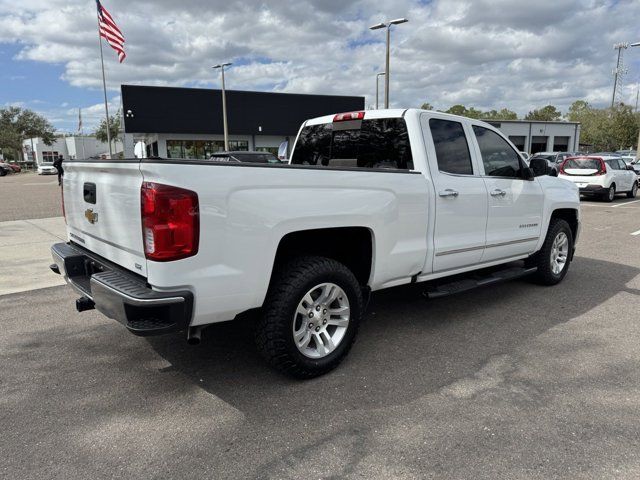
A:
[
  {"xmin": 375, "ymin": 72, "xmax": 385, "ymax": 109},
  {"xmin": 370, "ymin": 18, "xmax": 409, "ymax": 108},
  {"xmin": 212, "ymin": 63, "xmax": 232, "ymax": 151}
]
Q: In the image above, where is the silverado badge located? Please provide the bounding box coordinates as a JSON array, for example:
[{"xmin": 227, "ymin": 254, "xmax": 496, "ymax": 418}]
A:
[{"xmin": 84, "ymin": 208, "xmax": 98, "ymax": 224}]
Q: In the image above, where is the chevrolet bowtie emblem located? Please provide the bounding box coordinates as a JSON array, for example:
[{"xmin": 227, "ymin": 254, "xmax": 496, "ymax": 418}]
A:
[{"xmin": 85, "ymin": 208, "xmax": 98, "ymax": 224}]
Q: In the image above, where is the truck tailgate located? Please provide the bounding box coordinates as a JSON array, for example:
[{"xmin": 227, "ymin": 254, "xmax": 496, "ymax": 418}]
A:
[{"xmin": 63, "ymin": 161, "xmax": 147, "ymax": 277}]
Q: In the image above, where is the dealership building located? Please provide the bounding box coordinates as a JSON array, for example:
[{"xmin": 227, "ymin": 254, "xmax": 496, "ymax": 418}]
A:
[
  {"xmin": 483, "ymin": 119, "xmax": 581, "ymax": 155},
  {"xmin": 121, "ymin": 85, "xmax": 365, "ymax": 159}
]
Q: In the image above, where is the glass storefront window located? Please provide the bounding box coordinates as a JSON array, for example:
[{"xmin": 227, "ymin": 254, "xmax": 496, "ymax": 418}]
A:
[
  {"xmin": 256, "ymin": 146, "xmax": 279, "ymax": 156},
  {"xmin": 228, "ymin": 140, "xmax": 249, "ymax": 151},
  {"xmin": 166, "ymin": 139, "xmax": 245, "ymax": 158},
  {"xmin": 166, "ymin": 140, "xmax": 183, "ymax": 158}
]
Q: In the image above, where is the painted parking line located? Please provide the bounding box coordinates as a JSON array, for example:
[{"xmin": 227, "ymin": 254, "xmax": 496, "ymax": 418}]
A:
[
  {"xmin": 631, "ymin": 229, "xmax": 640, "ymax": 236},
  {"xmin": 612, "ymin": 199, "xmax": 640, "ymax": 208}
]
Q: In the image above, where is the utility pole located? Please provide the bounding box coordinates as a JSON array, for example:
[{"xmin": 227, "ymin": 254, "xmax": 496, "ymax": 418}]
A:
[{"xmin": 611, "ymin": 43, "xmax": 628, "ymax": 108}]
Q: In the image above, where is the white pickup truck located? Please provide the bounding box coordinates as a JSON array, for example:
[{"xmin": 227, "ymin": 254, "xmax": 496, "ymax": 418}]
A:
[{"xmin": 51, "ymin": 109, "xmax": 580, "ymax": 378}]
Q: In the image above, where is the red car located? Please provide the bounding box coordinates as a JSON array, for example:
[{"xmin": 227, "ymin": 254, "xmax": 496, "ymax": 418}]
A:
[{"xmin": 7, "ymin": 163, "xmax": 21, "ymax": 173}]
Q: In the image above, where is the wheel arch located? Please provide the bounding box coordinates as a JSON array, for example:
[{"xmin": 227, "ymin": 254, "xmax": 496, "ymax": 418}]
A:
[
  {"xmin": 270, "ymin": 227, "xmax": 374, "ymax": 287},
  {"xmin": 550, "ymin": 208, "xmax": 579, "ymax": 245}
]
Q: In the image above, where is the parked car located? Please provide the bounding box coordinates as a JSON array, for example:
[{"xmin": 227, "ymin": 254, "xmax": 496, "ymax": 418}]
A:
[
  {"xmin": 528, "ymin": 155, "xmax": 559, "ymax": 176},
  {"xmin": 209, "ymin": 151, "xmax": 282, "ymax": 164},
  {"xmin": 0, "ymin": 163, "xmax": 15, "ymax": 176},
  {"xmin": 536, "ymin": 151, "xmax": 581, "ymax": 165},
  {"xmin": 4, "ymin": 163, "xmax": 21, "ymax": 173},
  {"xmin": 623, "ymin": 160, "xmax": 640, "ymax": 186},
  {"xmin": 559, "ymin": 155, "xmax": 638, "ymax": 201},
  {"xmin": 616, "ymin": 149, "xmax": 637, "ymax": 159},
  {"xmin": 37, "ymin": 164, "xmax": 58, "ymax": 175},
  {"xmin": 51, "ymin": 109, "xmax": 580, "ymax": 378}
]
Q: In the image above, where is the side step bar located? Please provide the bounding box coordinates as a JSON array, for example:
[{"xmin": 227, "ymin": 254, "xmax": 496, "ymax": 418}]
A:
[{"xmin": 424, "ymin": 266, "xmax": 537, "ymax": 299}]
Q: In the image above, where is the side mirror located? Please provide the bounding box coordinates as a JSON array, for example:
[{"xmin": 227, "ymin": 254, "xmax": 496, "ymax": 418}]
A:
[
  {"xmin": 521, "ymin": 167, "xmax": 534, "ymax": 180},
  {"xmin": 626, "ymin": 165, "xmax": 635, "ymax": 171},
  {"xmin": 529, "ymin": 157, "xmax": 549, "ymax": 176}
]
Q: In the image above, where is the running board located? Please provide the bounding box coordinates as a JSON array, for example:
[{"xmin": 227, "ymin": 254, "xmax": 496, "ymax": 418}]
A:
[{"xmin": 423, "ymin": 266, "xmax": 537, "ymax": 299}]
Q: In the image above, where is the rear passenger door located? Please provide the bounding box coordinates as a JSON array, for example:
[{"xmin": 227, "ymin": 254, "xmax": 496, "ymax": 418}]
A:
[
  {"xmin": 471, "ymin": 125, "xmax": 543, "ymax": 262},
  {"xmin": 421, "ymin": 115, "xmax": 488, "ymax": 272}
]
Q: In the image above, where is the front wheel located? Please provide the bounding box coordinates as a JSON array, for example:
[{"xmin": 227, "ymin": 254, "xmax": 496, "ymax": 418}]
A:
[
  {"xmin": 528, "ymin": 219, "xmax": 573, "ymax": 285},
  {"xmin": 627, "ymin": 182, "xmax": 638, "ymax": 198},
  {"xmin": 256, "ymin": 256, "xmax": 363, "ymax": 378}
]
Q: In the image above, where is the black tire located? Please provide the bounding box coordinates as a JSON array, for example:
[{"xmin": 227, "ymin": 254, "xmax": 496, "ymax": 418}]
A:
[
  {"xmin": 627, "ymin": 182, "xmax": 638, "ymax": 198},
  {"xmin": 603, "ymin": 184, "xmax": 615, "ymax": 202},
  {"xmin": 528, "ymin": 219, "xmax": 573, "ymax": 286},
  {"xmin": 0, "ymin": 168, "xmax": 6, "ymax": 177},
  {"xmin": 256, "ymin": 256, "xmax": 363, "ymax": 379}
]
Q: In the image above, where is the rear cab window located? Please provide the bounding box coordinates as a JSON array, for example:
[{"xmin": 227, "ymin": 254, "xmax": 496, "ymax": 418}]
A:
[{"xmin": 291, "ymin": 117, "xmax": 414, "ymax": 170}]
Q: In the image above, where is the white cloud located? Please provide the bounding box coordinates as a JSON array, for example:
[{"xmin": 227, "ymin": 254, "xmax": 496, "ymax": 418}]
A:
[{"xmin": 1, "ymin": 0, "xmax": 640, "ymax": 129}]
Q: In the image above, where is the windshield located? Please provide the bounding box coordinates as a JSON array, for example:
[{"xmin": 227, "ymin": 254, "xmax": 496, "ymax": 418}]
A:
[{"xmin": 291, "ymin": 118, "xmax": 413, "ymax": 170}]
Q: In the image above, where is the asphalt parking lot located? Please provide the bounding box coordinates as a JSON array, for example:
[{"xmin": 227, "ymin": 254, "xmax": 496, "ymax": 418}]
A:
[{"xmin": 2, "ymin": 175, "xmax": 640, "ymax": 479}]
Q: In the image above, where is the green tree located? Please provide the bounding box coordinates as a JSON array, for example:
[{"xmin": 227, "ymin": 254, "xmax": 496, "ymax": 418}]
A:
[
  {"xmin": 525, "ymin": 105, "xmax": 562, "ymax": 121},
  {"xmin": 94, "ymin": 111, "xmax": 121, "ymax": 153},
  {"xmin": 0, "ymin": 107, "xmax": 56, "ymax": 160},
  {"xmin": 566, "ymin": 100, "xmax": 640, "ymax": 151},
  {"xmin": 483, "ymin": 108, "xmax": 518, "ymax": 120},
  {"xmin": 444, "ymin": 104, "xmax": 483, "ymax": 119},
  {"xmin": 420, "ymin": 102, "xmax": 434, "ymax": 110}
]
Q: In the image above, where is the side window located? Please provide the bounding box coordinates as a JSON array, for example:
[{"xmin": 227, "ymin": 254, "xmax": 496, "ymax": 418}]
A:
[
  {"xmin": 473, "ymin": 126, "xmax": 521, "ymax": 177},
  {"xmin": 428, "ymin": 119, "xmax": 473, "ymax": 175},
  {"xmin": 605, "ymin": 159, "xmax": 619, "ymax": 170},
  {"xmin": 618, "ymin": 159, "xmax": 628, "ymax": 170}
]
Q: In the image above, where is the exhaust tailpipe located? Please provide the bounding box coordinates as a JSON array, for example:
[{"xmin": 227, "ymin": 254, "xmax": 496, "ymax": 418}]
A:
[{"xmin": 186, "ymin": 326, "xmax": 203, "ymax": 345}]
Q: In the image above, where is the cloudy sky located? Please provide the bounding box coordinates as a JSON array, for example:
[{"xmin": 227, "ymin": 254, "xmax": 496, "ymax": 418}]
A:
[{"xmin": 1, "ymin": 0, "xmax": 639, "ymax": 132}]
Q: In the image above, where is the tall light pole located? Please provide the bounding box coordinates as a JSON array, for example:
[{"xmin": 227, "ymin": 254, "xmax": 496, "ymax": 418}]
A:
[
  {"xmin": 630, "ymin": 42, "xmax": 640, "ymax": 154},
  {"xmin": 212, "ymin": 63, "xmax": 232, "ymax": 151},
  {"xmin": 375, "ymin": 72, "xmax": 385, "ymax": 109},
  {"xmin": 370, "ymin": 18, "xmax": 408, "ymax": 109}
]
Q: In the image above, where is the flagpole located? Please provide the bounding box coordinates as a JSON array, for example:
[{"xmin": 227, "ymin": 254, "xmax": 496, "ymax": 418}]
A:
[{"xmin": 97, "ymin": 10, "xmax": 113, "ymax": 159}]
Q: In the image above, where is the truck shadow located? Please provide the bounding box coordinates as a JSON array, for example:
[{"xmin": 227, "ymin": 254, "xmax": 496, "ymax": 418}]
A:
[{"xmin": 146, "ymin": 256, "xmax": 640, "ymax": 416}]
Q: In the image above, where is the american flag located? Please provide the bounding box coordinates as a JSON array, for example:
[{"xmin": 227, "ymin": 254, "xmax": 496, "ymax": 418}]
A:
[{"xmin": 96, "ymin": 0, "xmax": 126, "ymax": 63}]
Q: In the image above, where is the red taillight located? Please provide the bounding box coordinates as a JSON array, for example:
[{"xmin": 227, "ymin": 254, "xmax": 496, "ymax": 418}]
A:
[
  {"xmin": 559, "ymin": 160, "xmax": 566, "ymax": 175},
  {"xmin": 141, "ymin": 182, "xmax": 199, "ymax": 262},
  {"xmin": 61, "ymin": 184, "xmax": 66, "ymax": 224},
  {"xmin": 333, "ymin": 111, "xmax": 365, "ymax": 122},
  {"xmin": 596, "ymin": 159, "xmax": 607, "ymax": 175}
]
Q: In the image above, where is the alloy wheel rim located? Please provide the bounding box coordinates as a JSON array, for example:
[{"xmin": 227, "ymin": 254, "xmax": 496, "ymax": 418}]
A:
[
  {"xmin": 609, "ymin": 187, "xmax": 615, "ymax": 200},
  {"xmin": 550, "ymin": 232, "xmax": 569, "ymax": 275},
  {"xmin": 292, "ymin": 282, "xmax": 350, "ymax": 359}
]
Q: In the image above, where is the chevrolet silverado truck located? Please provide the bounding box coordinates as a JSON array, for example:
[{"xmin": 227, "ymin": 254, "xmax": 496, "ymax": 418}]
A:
[{"xmin": 50, "ymin": 109, "xmax": 580, "ymax": 378}]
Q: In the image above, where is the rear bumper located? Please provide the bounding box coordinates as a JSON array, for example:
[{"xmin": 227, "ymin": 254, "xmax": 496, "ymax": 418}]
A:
[
  {"xmin": 578, "ymin": 184, "xmax": 608, "ymax": 195},
  {"xmin": 51, "ymin": 242, "xmax": 193, "ymax": 336}
]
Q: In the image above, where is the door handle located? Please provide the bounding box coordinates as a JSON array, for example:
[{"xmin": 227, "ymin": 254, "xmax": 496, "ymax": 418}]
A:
[
  {"xmin": 490, "ymin": 189, "xmax": 507, "ymax": 197},
  {"xmin": 439, "ymin": 189, "xmax": 459, "ymax": 198}
]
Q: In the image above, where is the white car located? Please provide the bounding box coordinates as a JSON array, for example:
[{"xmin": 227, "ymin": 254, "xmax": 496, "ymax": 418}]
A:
[
  {"xmin": 559, "ymin": 155, "xmax": 637, "ymax": 202},
  {"xmin": 37, "ymin": 164, "xmax": 58, "ymax": 175},
  {"xmin": 51, "ymin": 109, "xmax": 580, "ymax": 378}
]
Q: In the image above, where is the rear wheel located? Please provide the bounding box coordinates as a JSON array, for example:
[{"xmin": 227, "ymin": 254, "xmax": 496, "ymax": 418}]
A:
[
  {"xmin": 528, "ymin": 219, "xmax": 573, "ymax": 286},
  {"xmin": 627, "ymin": 182, "xmax": 637, "ymax": 198},
  {"xmin": 603, "ymin": 184, "xmax": 615, "ymax": 202},
  {"xmin": 0, "ymin": 168, "xmax": 6, "ymax": 177},
  {"xmin": 256, "ymin": 256, "xmax": 363, "ymax": 378}
]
